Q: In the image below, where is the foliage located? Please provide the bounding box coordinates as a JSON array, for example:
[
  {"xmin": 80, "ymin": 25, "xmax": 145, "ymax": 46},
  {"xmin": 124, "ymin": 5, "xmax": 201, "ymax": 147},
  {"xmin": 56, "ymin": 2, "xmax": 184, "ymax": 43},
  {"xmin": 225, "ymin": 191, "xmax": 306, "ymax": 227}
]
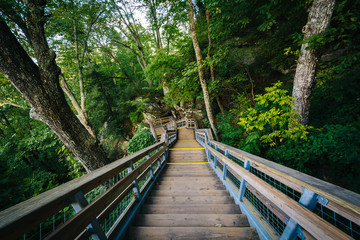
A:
[
  {"xmin": 216, "ymin": 110, "xmax": 244, "ymax": 148},
  {"xmin": 267, "ymin": 124, "xmax": 360, "ymax": 191},
  {"xmin": 0, "ymin": 106, "xmax": 80, "ymax": 210},
  {"xmin": 0, "ymin": 0, "xmax": 359, "ymax": 212},
  {"xmin": 127, "ymin": 124, "xmax": 156, "ymax": 154},
  {"xmin": 238, "ymin": 82, "xmax": 310, "ymax": 153}
]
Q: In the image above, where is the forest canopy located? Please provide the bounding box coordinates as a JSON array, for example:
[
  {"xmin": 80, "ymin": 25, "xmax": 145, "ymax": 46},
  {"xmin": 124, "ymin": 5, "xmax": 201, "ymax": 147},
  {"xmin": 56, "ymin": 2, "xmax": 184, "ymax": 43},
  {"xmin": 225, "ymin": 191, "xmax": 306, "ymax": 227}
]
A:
[{"xmin": 0, "ymin": 0, "xmax": 359, "ymax": 211}]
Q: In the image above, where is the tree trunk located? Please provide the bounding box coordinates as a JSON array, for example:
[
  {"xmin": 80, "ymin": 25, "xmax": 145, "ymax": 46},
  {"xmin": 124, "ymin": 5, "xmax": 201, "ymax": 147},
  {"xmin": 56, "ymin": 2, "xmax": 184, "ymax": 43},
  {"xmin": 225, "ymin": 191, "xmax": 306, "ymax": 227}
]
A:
[
  {"xmin": 206, "ymin": 10, "xmax": 223, "ymax": 113},
  {"xmin": 187, "ymin": 0, "xmax": 219, "ymax": 141},
  {"xmin": 216, "ymin": 96, "xmax": 224, "ymax": 112},
  {"xmin": 292, "ymin": 0, "xmax": 336, "ymax": 125},
  {"xmin": 0, "ymin": 5, "xmax": 108, "ymax": 172}
]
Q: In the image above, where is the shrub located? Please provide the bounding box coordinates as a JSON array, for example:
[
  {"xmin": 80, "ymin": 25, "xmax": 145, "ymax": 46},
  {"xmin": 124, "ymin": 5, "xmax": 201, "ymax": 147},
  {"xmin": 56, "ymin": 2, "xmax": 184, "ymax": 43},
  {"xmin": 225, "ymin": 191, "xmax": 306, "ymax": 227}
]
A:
[{"xmin": 127, "ymin": 125, "xmax": 156, "ymax": 154}]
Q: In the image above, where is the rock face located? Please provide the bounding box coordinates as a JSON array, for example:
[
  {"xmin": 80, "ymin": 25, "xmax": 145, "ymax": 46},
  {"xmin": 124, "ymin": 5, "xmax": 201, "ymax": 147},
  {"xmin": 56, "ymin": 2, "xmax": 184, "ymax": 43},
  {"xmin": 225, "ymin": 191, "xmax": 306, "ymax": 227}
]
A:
[{"xmin": 141, "ymin": 97, "xmax": 172, "ymax": 122}]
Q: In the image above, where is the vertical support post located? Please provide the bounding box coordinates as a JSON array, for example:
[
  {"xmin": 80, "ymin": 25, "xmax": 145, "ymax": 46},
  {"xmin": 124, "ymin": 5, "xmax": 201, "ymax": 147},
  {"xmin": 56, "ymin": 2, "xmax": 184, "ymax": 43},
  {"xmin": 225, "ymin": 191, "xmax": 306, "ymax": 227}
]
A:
[
  {"xmin": 128, "ymin": 161, "xmax": 134, "ymax": 173},
  {"xmin": 223, "ymin": 163, "xmax": 227, "ymax": 180},
  {"xmin": 133, "ymin": 180, "xmax": 141, "ymax": 201},
  {"xmin": 149, "ymin": 164, "xmax": 154, "ymax": 179},
  {"xmin": 238, "ymin": 160, "xmax": 252, "ymax": 201},
  {"xmin": 279, "ymin": 188, "xmax": 319, "ymax": 240},
  {"xmin": 70, "ymin": 191, "xmax": 107, "ymax": 240}
]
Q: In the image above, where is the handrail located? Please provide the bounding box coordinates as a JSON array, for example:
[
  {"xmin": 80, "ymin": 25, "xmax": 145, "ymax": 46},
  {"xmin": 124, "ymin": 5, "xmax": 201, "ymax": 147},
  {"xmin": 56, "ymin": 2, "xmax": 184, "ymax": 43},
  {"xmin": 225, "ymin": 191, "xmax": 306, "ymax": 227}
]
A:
[
  {"xmin": 0, "ymin": 129, "xmax": 177, "ymax": 240},
  {"xmin": 195, "ymin": 128, "xmax": 360, "ymax": 240}
]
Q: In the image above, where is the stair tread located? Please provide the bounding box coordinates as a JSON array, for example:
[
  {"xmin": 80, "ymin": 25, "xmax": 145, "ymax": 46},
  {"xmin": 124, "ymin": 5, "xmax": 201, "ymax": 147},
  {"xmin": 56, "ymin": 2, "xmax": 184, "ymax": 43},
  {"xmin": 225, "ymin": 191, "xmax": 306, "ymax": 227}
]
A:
[
  {"xmin": 134, "ymin": 214, "xmax": 249, "ymax": 227},
  {"xmin": 146, "ymin": 196, "xmax": 234, "ymax": 204},
  {"xmin": 128, "ymin": 226, "xmax": 259, "ymax": 240},
  {"xmin": 150, "ymin": 190, "xmax": 229, "ymax": 196},
  {"xmin": 141, "ymin": 204, "xmax": 241, "ymax": 214},
  {"xmin": 153, "ymin": 185, "xmax": 225, "ymax": 191}
]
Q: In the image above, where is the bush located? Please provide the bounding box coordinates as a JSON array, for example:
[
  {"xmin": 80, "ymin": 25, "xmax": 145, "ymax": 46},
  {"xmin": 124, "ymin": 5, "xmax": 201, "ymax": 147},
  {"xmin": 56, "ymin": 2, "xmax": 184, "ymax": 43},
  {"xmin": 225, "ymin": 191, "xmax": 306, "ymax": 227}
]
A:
[
  {"xmin": 127, "ymin": 125, "xmax": 156, "ymax": 154},
  {"xmin": 238, "ymin": 82, "xmax": 311, "ymax": 154}
]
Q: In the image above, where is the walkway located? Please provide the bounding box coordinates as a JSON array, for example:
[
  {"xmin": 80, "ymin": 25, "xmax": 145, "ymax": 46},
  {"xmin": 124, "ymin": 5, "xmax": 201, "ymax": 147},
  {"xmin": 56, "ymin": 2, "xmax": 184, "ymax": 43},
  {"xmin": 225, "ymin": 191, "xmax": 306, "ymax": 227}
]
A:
[{"xmin": 128, "ymin": 128, "xmax": 259, "ymax": 239}]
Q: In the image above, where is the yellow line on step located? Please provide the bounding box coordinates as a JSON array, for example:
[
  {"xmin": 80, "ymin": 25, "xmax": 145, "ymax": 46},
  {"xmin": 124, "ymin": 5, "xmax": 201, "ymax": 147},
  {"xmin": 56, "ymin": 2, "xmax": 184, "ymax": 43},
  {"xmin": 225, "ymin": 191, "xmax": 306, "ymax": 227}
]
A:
[
  {"xmin": 177, "ymin": 126, "xmax": 186, "ymax": 129},
  {"xmin": 169, "ymin": 148, "xmax": 205, "ymax": 150},
  {"xmin": 167, "ymin": 162, "xmax": 209, "ymax": 165},
  {"xmin": 177, "ymin": 139, "xmax": 196, "ymax": 141}
]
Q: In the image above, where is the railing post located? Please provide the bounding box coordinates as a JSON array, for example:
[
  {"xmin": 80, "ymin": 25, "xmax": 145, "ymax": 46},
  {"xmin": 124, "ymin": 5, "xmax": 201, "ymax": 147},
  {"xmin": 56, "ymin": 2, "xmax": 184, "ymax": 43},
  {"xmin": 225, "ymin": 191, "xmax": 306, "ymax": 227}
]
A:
[
  {"xmin": 238, "ymin": 160, "xmax": 252, "ymax": 201},
  {"xmin": 223, "ymin": 163, "xmax": 227, "ymax": 180},
  {"xmin": 280, "ymin": 188, "xmax": 324, "ymax": 240},
  {"xmin": 132, "ymin": 181, "xmax": 141, "ymax": 201},
  {"xmin": 149, "ymin": 164, "xmax": 154, "ymax": 179},
  {"xmin": 213, "ymin": 145, "xmax": 218, "ymax": 167},
  {"xmin": 128, "ymin": 161, "xmax": 134, "ymax": 173},
  {"xmin": 70, "ymin": 191, "xmax": 107, "ymax": 240}
]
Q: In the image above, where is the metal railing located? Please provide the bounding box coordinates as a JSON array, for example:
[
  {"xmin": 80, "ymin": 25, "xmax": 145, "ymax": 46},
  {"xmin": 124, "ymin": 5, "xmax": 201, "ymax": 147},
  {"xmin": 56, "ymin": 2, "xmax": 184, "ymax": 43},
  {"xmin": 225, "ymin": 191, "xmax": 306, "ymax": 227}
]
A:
[
  {"xmin": 0, "ymin": 130, "xmax": 177, "ymax": 240},
  {"xmin": 195, "ymin": 129, "xmax": 360, "ymax": 240}
]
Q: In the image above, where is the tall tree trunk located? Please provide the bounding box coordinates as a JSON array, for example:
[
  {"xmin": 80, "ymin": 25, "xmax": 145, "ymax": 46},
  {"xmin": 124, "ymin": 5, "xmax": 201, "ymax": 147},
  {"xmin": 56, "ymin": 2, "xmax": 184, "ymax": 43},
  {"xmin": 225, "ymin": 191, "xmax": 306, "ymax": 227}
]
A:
[
  {"xmin": 187, "ymin": 0, "xmax": 219, "ymax": 141},
  {"xmin": 0, "ymin": 5, "xmax": 108, "ymax": 172},
  {"xmin": 292, "ymin": 0, "xmax": 336, "ymax": 125},
  {"xmin": 206, "ymin": 10, "xmax": 223, "ymax": 112}
]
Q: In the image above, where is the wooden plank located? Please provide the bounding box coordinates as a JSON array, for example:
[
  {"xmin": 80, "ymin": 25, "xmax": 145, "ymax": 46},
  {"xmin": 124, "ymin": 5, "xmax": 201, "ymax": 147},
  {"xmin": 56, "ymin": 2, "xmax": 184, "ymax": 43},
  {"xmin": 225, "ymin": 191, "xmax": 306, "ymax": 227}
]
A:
[
  {"xmin": 211, "ymin": 140, "xmax": 360, "ymax": 225},
  {"xmin": 146, "ymin": 196, "xmax": 234, "ymax": 204},
  {"xmin": 153, "ymin": 184, "xmax": 225, "ymax": 191},
  {"xmin": 150, "ymin": 190, "xmax": 229, "ymax": 197},
  {"xmin": 209, "ymin": 147, "xmax": 354, "ymax": 240},
  {"xmin": 0, "ymin": 141, "xmax": 164, "ymax": 240},
  {"xmin": 134, "ymin": 214, "xmax": 249, "ymax": 227},
  {"xmin": 43, "ymin": 147, "xmax": 167, "ymax": 240},
  {"xmin": 141, "ymin": 204, "xmax": 241, "ymax": 214},
  {"xmin": 128, "ymin": 226, "xmax": 259, "ymax": 240},
  {"xmin": 246, "ymin": 184, "xmax": 288, "ymax": 224}
]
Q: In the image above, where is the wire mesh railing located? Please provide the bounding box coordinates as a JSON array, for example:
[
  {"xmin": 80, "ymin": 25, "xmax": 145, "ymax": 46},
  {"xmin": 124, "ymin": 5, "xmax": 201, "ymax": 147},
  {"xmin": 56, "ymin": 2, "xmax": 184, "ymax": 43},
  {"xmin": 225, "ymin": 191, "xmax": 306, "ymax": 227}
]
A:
[
  {"xmin": 195, "ymin": 129, "xmax": 360, "ymax": 240},
  {"xmin": 1, "ymin": 131, "xmax": 175, "ymax": 240}
]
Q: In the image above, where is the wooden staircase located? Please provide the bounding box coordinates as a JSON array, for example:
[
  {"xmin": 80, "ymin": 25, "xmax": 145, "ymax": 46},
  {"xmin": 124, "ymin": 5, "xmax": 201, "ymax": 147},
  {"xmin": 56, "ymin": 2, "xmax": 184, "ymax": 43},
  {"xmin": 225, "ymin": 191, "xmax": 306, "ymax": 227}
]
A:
[{"xmin": 128, "ymin": 128, "xmax": 259, "ymax": 239}]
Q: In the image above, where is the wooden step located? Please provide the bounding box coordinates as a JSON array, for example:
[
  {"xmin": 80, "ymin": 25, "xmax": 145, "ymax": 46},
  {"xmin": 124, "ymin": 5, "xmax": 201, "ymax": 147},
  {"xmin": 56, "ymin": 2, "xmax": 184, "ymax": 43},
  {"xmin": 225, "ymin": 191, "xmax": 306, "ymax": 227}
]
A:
[
  {"xmin": 134, "ymin": 214, "xmax": 249, "ymax": 227},
  {"xmin": 155, "ymin": 180, "xmax": 222, "ymax": 186},
  {"xmin": 146, "ymin": 196, "xmax": 234, "ymax": 204},
  {"xmin": 169, "ymin": 151, "xmax": 205, "ymax": 155},
  {"xmin": 128, "ymin": 226, "xmax": 259, "ymax": 240},
  {"xmin": 164, "ymin": 166, "xmax": 211, "ymax": 170},
  {"xmin": 168, "ymin": 159, "xmax": 206, "ymax": 162},
  {"xmin": 153, "ymin": 184, "xmax": 225, "ymax": 191},
  {"xmin": 163, "ymin": 169, "xmax": 210, "ymax": 172},
  {"xmin": 159, "ymin": 176, "xmax": 219, "ymax": 181},
  {"xmin": 150, "ymin": 189, "xmax": 229, "ymax": 196},
  {"xmin": 161, "ymin": 173, "xmax": 214, "ymax": 177},
  {"xmin": 141, "ymin": 204, "xmax": 241, "ymax": 214}
]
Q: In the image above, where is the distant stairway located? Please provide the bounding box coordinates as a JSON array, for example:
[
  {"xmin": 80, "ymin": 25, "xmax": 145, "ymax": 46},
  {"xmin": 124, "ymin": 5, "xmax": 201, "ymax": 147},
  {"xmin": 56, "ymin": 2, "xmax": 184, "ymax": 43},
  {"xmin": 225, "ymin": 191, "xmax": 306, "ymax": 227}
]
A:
[{"xmin": 128, "ymin": 128, "xmax": 259, "ymax": 239}]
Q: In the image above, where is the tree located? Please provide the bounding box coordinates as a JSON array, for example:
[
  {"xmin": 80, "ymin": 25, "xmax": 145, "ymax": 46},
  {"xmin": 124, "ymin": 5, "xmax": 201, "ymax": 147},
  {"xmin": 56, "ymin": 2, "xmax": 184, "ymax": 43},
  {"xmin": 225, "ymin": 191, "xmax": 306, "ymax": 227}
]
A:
[
  {"xmin": 0, "ymin": 0, "xmax": 109, "ymax": 172},
  {"xmin": 109, "ymin": 0, "xmax": 152, "ymax": 87},
  {"xmin": 186, "ymin": 0, "xmax": 219, "ymax": 140},
  {"xmin": 206, "ymin": 9, "xmax": 224, "ymax": 112},
  {"xmin": 142, "ymin": 0, "xmax": 163, "ymax": 49},
  {"xmin": 292, "ymin": 0, "xmax": 336, "ymax": 125}
]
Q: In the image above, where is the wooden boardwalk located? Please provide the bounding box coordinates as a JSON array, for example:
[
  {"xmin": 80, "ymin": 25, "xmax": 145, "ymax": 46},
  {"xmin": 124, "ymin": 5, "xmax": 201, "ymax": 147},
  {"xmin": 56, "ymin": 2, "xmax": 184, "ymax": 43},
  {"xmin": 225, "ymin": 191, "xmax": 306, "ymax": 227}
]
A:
[{"xmin": 128, "ymin": 128, "xmax": 259, "ymax": 239}]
